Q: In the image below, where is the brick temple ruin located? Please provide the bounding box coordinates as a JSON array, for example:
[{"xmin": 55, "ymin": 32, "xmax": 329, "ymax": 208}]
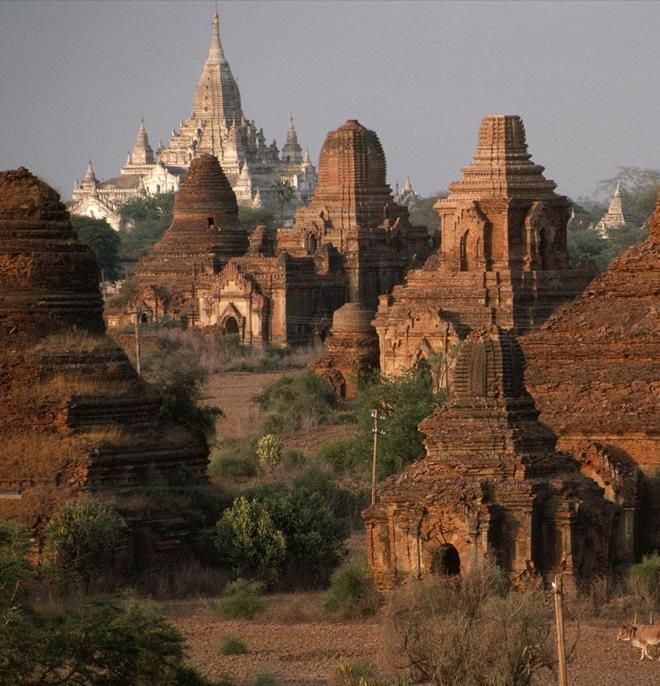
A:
[
  {"xmin": 364, "ymin": 325, "xmax": 632, "ymax": 591},
  {"xmin": 373, "ymin": 115, "xmax": 596, "ymax": 383},
  {"xmin": 111, "ymin": 120, "xmax": 430, "ymax": 348},
  {"xmin": 0, "ymin": 168, "xmax": 208, "ymax": 548},
  {"xmin": 106, "ymin": 153, "xmax": 247, "ymax": 327},
  {"xmin": 522, "ymin": 191, "xmax": 660, "ymax": 553}
]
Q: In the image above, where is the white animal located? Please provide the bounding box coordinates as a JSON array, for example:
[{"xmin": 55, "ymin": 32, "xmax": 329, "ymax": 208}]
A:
[{"xmin": 617, "ymin": 623, "xmax": 660, "ymax": 661}]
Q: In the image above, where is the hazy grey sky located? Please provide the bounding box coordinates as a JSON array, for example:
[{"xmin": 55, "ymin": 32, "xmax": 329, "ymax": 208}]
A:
[{"xmin": 1, "ymin": 0, "xmax": 658, "ymax": 201}]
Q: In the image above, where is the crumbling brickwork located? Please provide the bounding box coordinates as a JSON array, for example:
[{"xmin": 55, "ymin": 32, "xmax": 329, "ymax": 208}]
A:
[
  {"xmin": 522, "ymin": 191, "xmax": 660, "ymax": 553},
  {"xmin": 0, "ymin": 168, "xmax": 208, "ymax": 548},
  {"xmin": 364, "ymin": 326, "xmax": 633, "ymax": 591},
  {"xmin": 374, "ymin": 115, "xmax": 595, "ymax": 381}
]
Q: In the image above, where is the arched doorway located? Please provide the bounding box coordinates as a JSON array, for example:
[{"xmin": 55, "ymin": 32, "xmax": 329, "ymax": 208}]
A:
[
  {"xmin": 306, "ymin": 233, "xmax": 317, "ymax": 255},
  {"xmin": 223, "ymin": 316, "xmax": 239, "ymax": 335},
  {"xmin": 430, "ymin": 543, "xmax": 461, "ymax": 576},
  {"xmin": 459, "ymin": 231, "xmax": 469, "ymax": 271}
]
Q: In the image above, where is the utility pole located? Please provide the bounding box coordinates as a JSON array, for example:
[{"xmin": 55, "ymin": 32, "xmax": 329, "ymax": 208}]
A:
[
  {"xmin": 134, "ymin": 310, "xmax": 142, "ymax": 376},
  {"xmin": 552, "ymin": 574, "xmax": 568, "ymax": 686},
  {"xmin": 371, "ymin": 409, "xmax": 379, "ymax": 506}
]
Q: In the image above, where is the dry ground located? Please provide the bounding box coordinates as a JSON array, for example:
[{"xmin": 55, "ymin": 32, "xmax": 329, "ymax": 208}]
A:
[
  {"xmin": 163, "ymin": 593, "xmax": 659, "ymax": 686},
  {"xmin": 206, "ymin": 369, "xmax": 355, "ymax": 452}
]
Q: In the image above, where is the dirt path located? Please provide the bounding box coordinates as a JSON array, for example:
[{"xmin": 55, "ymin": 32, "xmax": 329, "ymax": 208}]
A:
[
  {"xmin": 164, "ymin": 596, "xmax": 660, "ymax": 686},
  {"xmin": 206, "ymin": 371, "xmax": 286, "ymax": 440},
  {"xmin": 206, "ymin": 370, "xmax": 355, "ymax": 455}
]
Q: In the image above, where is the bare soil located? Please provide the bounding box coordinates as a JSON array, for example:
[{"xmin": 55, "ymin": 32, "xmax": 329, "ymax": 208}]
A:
[
  {"xmin": 164, "ymin": 594, "xmax": 659, "ymax": 685},
  {"xmin": 206, "ymin": 369, "xmax": 355, "ymax": 454}
]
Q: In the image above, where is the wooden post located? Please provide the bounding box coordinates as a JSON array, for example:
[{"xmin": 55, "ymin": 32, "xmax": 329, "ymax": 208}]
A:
[
  {"xmin": 370, "ymin": 409, "xmax": 378, "ymax": 506},
  {"xmin": 134, "ymin": 310, "xmax": 142, "ymax": 376},
  {"xmin": 552, "ymin": 574, "xmax": 568, "ymax": 686}
]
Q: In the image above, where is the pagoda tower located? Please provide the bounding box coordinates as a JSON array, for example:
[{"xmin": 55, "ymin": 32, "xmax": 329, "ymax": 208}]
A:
[
  {"xmin": 595, "ymin": 182, "xmax": 634, "ymax": 235},
  {"xmin": 364, "ymin": 326, "xmax": 621, "ymax": 591},
  {"xmin": 374, "ymin": 115, "xmax": 596, "ymax": 381}
]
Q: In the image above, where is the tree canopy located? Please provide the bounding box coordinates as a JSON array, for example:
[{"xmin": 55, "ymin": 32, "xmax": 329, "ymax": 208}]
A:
[{"xmin": 71, "ymin": 215, "xmax": 121, "ymax": 281}]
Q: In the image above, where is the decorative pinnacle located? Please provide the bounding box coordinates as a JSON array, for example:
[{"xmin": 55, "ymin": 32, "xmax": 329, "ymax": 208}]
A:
[{"xmin": 209, "ymin": 9, "xmax": 226, "ymax": 63}]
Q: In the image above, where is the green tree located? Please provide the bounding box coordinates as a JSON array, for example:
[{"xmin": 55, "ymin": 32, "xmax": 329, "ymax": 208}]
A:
[
  {"xmin": 118, "ymin": 192, "xmax": 174, "ymax": 260},
  {"xmin": 271, "ymin": 181, "xmax": 294, "ymax": 222},
  {"xmin": 409, "ymin": 192, "xmax": 447, "ymax": 239},
  {"xmin": 142, "ymin": 347, "xmax": 222, "ymax": 442},
  {"xmin": 317, "ymin": 368, "xmax": 445, "ymax": 478},
  {"xmin": 71, "ymin": 216, "xmax": 121, "ymax": 281},
  {"xmin": 256, "ymin": 434, "xmax": 282, "ymax": 473},
  {"xmin": 258, "ymin": 486, "xmax": 347, "ymax": 586},
  {"xmin": 0, "ymin": 520, "xmax": 210, "ymax": 686},
  {"xmin": 45, "ymin": 499, "xmax": 126, "ymax": 589},
  {"xmin": 238, "ymin": 205, "xmax": 275, "ymax": 232},
  {"xmin": 215, "ymin": 497, "xmax": 286, "ymax": 583}
]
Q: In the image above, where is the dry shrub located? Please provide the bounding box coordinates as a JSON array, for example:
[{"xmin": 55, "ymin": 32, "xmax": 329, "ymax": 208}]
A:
[
  {"xmin": 260, "ymin": 592, "xmax": 326, "ymax": 624},
  {"xmin": 138, "ymin": 560, "xmax": 230, "ymax": 598},
  {"xmin": 385, "ymin": 563, "xmax": 556, "ymax": 686}
]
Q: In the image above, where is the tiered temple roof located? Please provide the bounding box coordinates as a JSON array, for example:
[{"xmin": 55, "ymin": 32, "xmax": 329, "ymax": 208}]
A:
[
  {"xmin": 374, "ymin": 114, "xmax": 596, "ymax": 379},
  {"xmin": 0, "ymin": 168, "xmax": 207, "ymax": 542},
  {"xmin": 123, "ymin": 153, "xmax": 247, "ymax": 323}
]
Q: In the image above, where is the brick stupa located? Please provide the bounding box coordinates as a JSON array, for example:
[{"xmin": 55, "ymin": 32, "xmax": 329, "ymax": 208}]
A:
[
  {"xmin": 0, "ymin": 168, "xmax": 208, "ymax": 545},
  {"xmin": 364, "ymin": 326, "xmax": 625, "ymax": 591},
  {"xmin": 113, "ymin": 153, "xmax": 248, "ymax": 325},
  {"xmin": 522, "ymin": 191, "xmax": 660, "ymax": 552},
  {"xmin": 311, "ymin": 303, "xmax": 379, "ymax": 398},
  {"xmin": 374, "ymin": 115, "xmax": 595, "ymax": 379}
]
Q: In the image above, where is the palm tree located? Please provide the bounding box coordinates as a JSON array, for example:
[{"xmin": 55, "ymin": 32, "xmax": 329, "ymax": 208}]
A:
[{"xmin": 271, "ymin": 180, "xmax": 295, "ymax": 223}]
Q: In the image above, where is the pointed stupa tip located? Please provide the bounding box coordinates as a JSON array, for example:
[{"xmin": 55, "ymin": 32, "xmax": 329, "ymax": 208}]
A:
[
  {"xmin": 84, "ymin": 160, "xmax": 97, "ymax": 182},
  {"xmin": 208, "ymin": 9, "xmax": 225, "ymax": 63},
  {"xmin": 403, "ymin": 176, "xmax": 413, "ymax": 192}
]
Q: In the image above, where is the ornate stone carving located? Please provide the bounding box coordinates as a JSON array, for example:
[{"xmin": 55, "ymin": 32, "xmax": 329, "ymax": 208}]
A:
[
  {"xmin": 374, "ymin": 115, "xmax": 596, "ymax": 381},
  {"xmin": 364, "ymin": 326, "xmax": 629, "ymax": 591}
]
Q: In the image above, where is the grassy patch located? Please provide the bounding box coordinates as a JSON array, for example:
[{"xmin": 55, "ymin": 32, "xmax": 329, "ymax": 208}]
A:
[
  {"xmin": 219, "ymin": 634, "xmax": 248, "ymax": 656},
  {"xmin": 215, "ymin": 579, "xmax": 265, "ymax": 620}
]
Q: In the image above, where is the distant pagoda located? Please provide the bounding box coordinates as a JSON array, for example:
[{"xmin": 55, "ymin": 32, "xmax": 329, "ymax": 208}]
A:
[
  {"xmin": 71, "ymin": 11, "xmax": 316, "ymax": 229},
  {"xmin": 595, "ymin": 182, "xmax": 634, "ymax": 235}
]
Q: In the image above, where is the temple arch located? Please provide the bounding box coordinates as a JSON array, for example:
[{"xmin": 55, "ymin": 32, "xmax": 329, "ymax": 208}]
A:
[{"xmin": 430, "ymin": 543, "xmax": 461, "ymax": 576}]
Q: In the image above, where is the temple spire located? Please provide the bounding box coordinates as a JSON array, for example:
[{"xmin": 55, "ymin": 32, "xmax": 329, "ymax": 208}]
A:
[
  {"xmin": 208, "ymin": 9, "xmax": 226, "ymax": 64},
  {"xmin": 84, "ymin": 160, "xmax": 97, "ymax": 183}
]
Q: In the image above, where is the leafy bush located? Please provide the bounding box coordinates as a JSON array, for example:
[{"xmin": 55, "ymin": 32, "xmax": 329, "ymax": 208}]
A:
[
  {"xmin": 44, "ymin": 499, "xmax": 125, "ymax": 588},
  {"xmin": 0, "ymin": 526, "xmax": 209, "ymax": 686},
  {"xmin": 325, "ymin": 556, "xmax": 379, "ymax": 619},
  {"xmin": 215, "ymin": 579, "xmax": 266, "ymax": 620},
  {"xmin": 256, "ymin": 434, "xmax": 282, "ymax": 473},
  {"xmin": 293, "ymin": 468, "xmax": 367, "ymax": 530},
  {"xmin": 215, "ymin": 497, "xmax": 286, "ymax": 584},
  {"xmin": 142, "ymin": 347, "xmax": 222, "ymax": 441},
  {"xmin": 118, "ymin": 193, "xmax": 174, "ymax": 260},
  {"xmin": 315, "ymin": 369, "xmax": 444, "ymax": 479},
  {"xmin": 0, "ymin": 520, "xmax": 31, "ymax": 607},
  {"xmin": 253, "ymin": 371, "xmax": 338, "ymax": 433},
  {"xmin": 315, "ymin": 439, "xmax": 365, "ymax": 474},
  {"xmin": 252, "ymin": 670, "xmax": 280, "ymax": 686},
  {"xmin": 219, "ymin": 634, "xmax": 248, "ymax": 656},
  {"xmin": 258, "ymin": 486, "xmax": 347, "ymax": 587},
  {"xmin": 386, "ymin": 562, "xmax": 556, "ymax": 686},
  {"xmin": 628, "ymin": 553, "xmax": 660, "ymax": 619},
  {"xmin": 209, "ymin": 440, "xmax": 257, "ymax": 480}
]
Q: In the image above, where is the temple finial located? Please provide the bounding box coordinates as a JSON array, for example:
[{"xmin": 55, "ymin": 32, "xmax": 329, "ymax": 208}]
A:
[{"xmin": 209, "ymin": 7, "xmax": 225, "ymax": 63}]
